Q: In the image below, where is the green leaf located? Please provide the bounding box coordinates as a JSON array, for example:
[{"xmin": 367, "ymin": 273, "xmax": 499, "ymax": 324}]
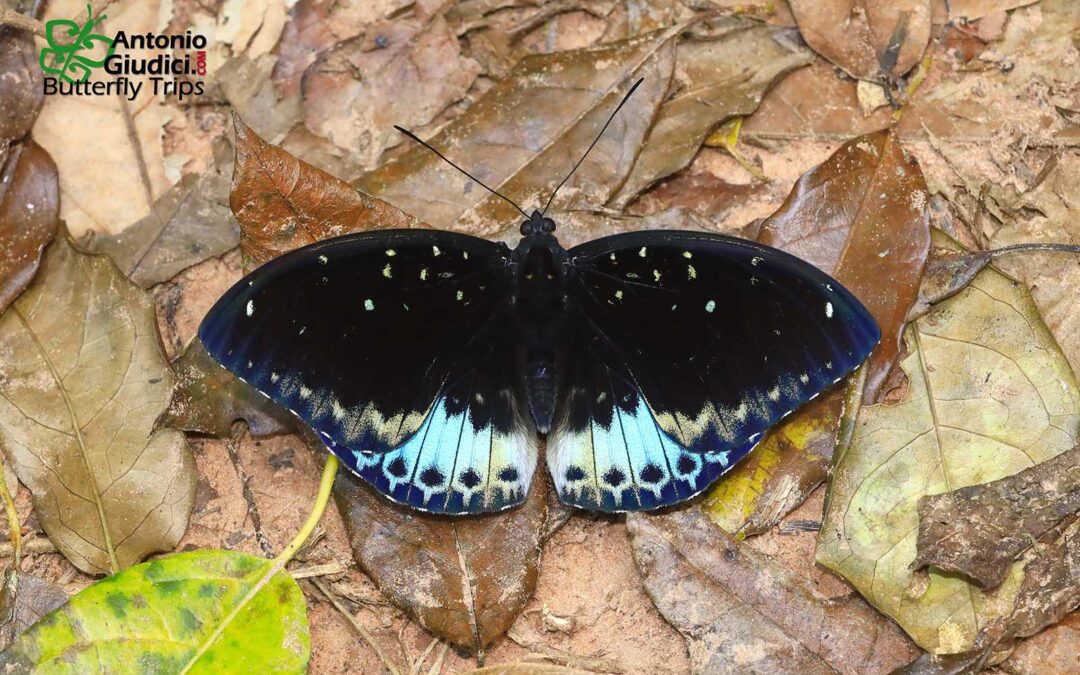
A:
[
  {"xmin": 0, "ymin": 550, "xmax": 310, "ymax": 673},
  {"xmin": 816, "ymin": 231, "xmax": 1080, "ymax": 654}
]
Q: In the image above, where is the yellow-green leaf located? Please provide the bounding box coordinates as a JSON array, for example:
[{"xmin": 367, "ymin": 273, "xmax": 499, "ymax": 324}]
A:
[
  {"xmin": 816, "ymin": 233, "xmax": 1080, "ymax": 654},
  {"xmin": 0, "ymin": 550, "xmax": 309, "ymax": 673},
  {"xmin": 0, "ymin": 238, "xmax": 196, "ymax": 575}
]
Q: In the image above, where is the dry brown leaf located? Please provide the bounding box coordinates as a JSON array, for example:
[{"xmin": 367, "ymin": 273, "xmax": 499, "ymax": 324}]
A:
[
  {"xmin": 78, "ymin": 137, "xmax": 239, "ymax": 288},
  {"xmin": 1001, "ymin": 611, "xmax": 1080, "ymax": 674},
  {"xmin": 941, "ymin": 0, "xmax": 1040, "ymax": 22},
  {"xmin": 627, "ymin": 171, "xmax": 766, "ymax": 223},
  {"xmin": 627, "ymin": 508, "xmax": 919, "ymax": 673},
  {"xmin": 215, "ymin": 55, "xmax": 302, "ymax": 146},
  {"xmin": 0, "ymin": 16, "xmax": 42, "ymax": 148},
  {"xmin": 0, "ymin": 569, "xmax": 67, "ymax": 652},
  {"xmin": 356, "ymin": 26, "xmax": 681, "ymax": 235},
  {"xmin": 609, "ymin": 21, "xmax": 813, "ymax": 207},
  {"xmin": 231, "ymin": 117, "xmax": 424, "ymax": 270},
  {"xmin": 0, "ymin": 238, "xmax": 196, "ymax": 575},
  {"xmin": 0, "ymin": 141, "xmax": 59, "ymax": 314},
  {"xmin": 303, "ymin": 1, "xmax": 482, "ymax": 169},
  {"xmin": 160, "ymin": 339, "xmax": 293, "ymax": 438},
  {"xmin": 788, "ymin": 0, "xmax": 932, "ymax": 80},
  {"xmin": 32, "ymin": 0, "xmax": 179, "ymax": 237},
  {"xmin": 912, "ymin": 444, "xmax": 1080, "ymax": 589},
  {"xmin": 334, "ymin": 469, "xmax": 554, "ymax": 652}
]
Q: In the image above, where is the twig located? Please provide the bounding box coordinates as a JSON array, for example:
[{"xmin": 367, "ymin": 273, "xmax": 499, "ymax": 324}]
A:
[
  {"xmin": 426, "ymin": 642, "xmax": 450, "ymax": 675},
  {"xmin": 409, "ymin": 637, "xmax": 440, "ymax": 675},
  {"xmin": 225, "ymin": 424, "xmax": 274, "ymax": 557},
  {"xmin": 288, "ymin": 560, "xmax": 348, "ymax": 580},
  {"xmin": 308, "ymin": 576, "xmax": 403, "ymax": 675},
  {"xmin": 0, "ymin": 6, "xmax": 44, "ymax": 35},
  {"xmin": 0, "ymin": 461, "xmax": 21, "ymax": 569},
  {"xmin": 507, "ymin": 629, "xmax": 625, "ymax": 674}
]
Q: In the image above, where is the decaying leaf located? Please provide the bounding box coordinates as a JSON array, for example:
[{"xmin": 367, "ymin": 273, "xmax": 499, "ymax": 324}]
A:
[
  {"xmin": 32, "ymin": 0, "xmax": 179, "ymax": 237},
  {"xmin": 303, "ymin": 0, "xmax": 482, "ymax": 169},
  {"xmin": 160, "ymin": 339, "xmax": 293, "ymax": 438},
  {"xmin": 0, "ymin": 141, "xmax": 59, "ymax": 314},
  {"xmin": 627, "ymin": 508, "xmax": 919, "ymax": 674},
  {"xmin": 0, "ymin": 238, "xmax": 197, "ymax": 575},
  {"xmin": 816, "ymin": 232, "xmax": 1080, "ymax": 653},
  {"xmin": 609, "ymin": 20, "xmax": 813, "ymax": 207},
  {"xmin": 334, "ymin": 469, "xmax": 553, "ymax": 652},
  {"xmin": 0, "ymin": 550, "xmax": 309, "ymax": 672},
  {"xmin": 464, "ymin": 666, "xmax": 593, "ymax": 675},
  {"xmin": 0, "ymin": 13, "xmax": 42, "ymax": 148},
  {"xmin": 357, "ymin": 26, "xmax": 681, "ymax": 235},
  {"xmin": 704, "ymin": 129, "xmax": 930, "ymax": 535},
  {"xmin": 912, "ymin": 444, "xmax": 1080, "ymax": 589},
  {"xmin": 232, "ymin": 117, "xmax": 424, "ymax": 270},
  {"xmin": 79, "ymin": 138, "xmax": 239, "ymax": 288},
  {"xmin": 0, "ymin": 569, "xmax": 67, "ymax": 652},
  {"xmin": 788, "ymin": 0, "xmax": 932, "ymax": 80},
  {"xmin": 215, "ymin": 55, "xmax": 303, "ymax": 147}
]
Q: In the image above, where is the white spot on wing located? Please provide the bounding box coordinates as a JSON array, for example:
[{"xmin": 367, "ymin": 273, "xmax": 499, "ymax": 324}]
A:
[
  {"xmin": 638, "ymin": 247, "xmax": 647, "ymax": 257},
  {"xmin": 682, "ymin": 251, "xmax": 692, "ymax": 259},
  {"xmin": 420, "ymin": 268, "xmax": 428, "ymax": 281},
  {"xmin": 688, "ymin": 265, "xmax": 697, "ymax": 280},
  {"xmin": 318, "ymin": 255, "xmax": 328, "ymax": 264},
  {"xmin": 364, "ymin": 299, "xmax": 375, "ymax": 311},
  {"xmin": 432, "ymin": 245, "xmax": 441, "ymax": 256},
  {"xmin": 385, "ymin": 249, "xmax": 396, "ymax": 257},
  {"xmin": 800, "ymin": 373, "xmax": 810, "ymax": 384},
  {"xmin": 825, "ymin": 302, "xmax": 834, "ymax": 318},
  {"xmin": 767, "ymin": 386, "xmax": 780, "ymax": 401},
  {"xmin": 383, "ymin": 263, "xmax": 393, "ymax": 279},
  {"xmin": 751, "ymin": 256, "xmax": 763, "ymax": 266},
  {"xmin": 246, "ymin": 300, "xmax": 254, "ymax": 316},
  {"xmin": 653, "ymin": 269, "xmax": 661, "ymax": 282},
  {"xmin": 705, "ymin": 299, "xmax": 716, "ymax": 313},
  {"xmin": 456, "ymin": 290, "xmax": 464, "ymax": 301},
  {"xmin": 615, "ymin": 290, "xmax": 624, "ymax": 301}
]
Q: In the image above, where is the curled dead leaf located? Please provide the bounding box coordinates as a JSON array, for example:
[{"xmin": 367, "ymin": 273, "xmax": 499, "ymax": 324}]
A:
[
  {"xmin": 0, "ymin": 238, "xmax": 197, "ymax": 575},
  {"xmin": 334, "ymin": 467, "xmax": 554, "ymax": 652},
  {"xmin": 0, "ymin": 15, "xmax": 42, "ymax": 148},
  {"xmin": 0, "ymin": 141, "xmax": 59, "ymax": 314}
]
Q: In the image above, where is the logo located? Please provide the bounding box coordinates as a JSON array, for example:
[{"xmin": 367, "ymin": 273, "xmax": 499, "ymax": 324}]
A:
[
  {"xmin": 40, "ymin": 4, "xmax": 208, "ymax": 102},
  {"xmin": 39, "ymin": 5, "xmax": 114, "ymax": 83}
]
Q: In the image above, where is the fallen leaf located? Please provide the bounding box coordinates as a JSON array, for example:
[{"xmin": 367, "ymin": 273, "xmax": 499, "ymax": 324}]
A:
[
  {"xmin": 0, "ymin": 550, "xmax": 310, "ymax": 671},
  {"xmin": 816, "ymin": 231, "xmax": 1080, "ymax": 653},
  {"xmin": 356, "ymin": 26, "xmax": 681, "ymax": 234},
  {"xmin": 608, "ymin": 21, "xmax": 813, "ymax": 207},
  {"xmin": 160, "ymin": 339, "xmax": 293, "ymax": 438},
  {"xmin": 78, "ymin": 137, "xmax": 239, "ymax": 288},
  {"xmin": 943, "ymin": 0, "xmax": 1039, "ymax": 22},
  {"xmin": 626, "ymin": 171, "xmax": 765, "ymax": 223},
  {"xmin": 231, "ymin": 117, "xmax": 424, "ymax": 270},
  {"xmin": 788, "ymin": 0, "xmax": 932, "ymax": 80},
  {"xmin": 0, "ymin": 569, "xmax": 67, "ymax": 652},
  {"xmin": 703, "ymin": 129, "xmax": 930, "ymax": 535},
  {"xmin": 213, "ymin": 0, "xmax": 288, "ymax": 59},
  {"xmin": 0, "ymin": 141, "xmax": 59, "ymax": 314},
  {"xmin": 626, "ymin": 508, "xmax": 919, "ymax": 673},
  {"xmin": 0, "ymin": 17, "xmax": 42, "ymax": 148},
  {"xmin": 334, "ymin": 468, "xmax": 553, "ymax": 652},
  {"xmin": 303, "ymin": 1, "xmax": 482, "ymax": 169},
  {"xmin": 0, "ymin": 238, "xmax": 197, "ymax": 575},
  {"xmin": 32, "ymin": 0, "xmax": 180, "ymax": 237},
  {"xmin": 912, "ymin": 444, "xmax": 1080, "ymax": 589}
]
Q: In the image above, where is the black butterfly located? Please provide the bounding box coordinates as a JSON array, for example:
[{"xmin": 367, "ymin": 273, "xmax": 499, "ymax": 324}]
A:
[{"xmin": 200, "ymin": 80, "xmax": 880, "ymax": 515}]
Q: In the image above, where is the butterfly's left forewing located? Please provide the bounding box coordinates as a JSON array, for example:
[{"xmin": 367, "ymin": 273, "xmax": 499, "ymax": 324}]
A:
[
  {"xmin": 198, "ymin": 230, "xmax": 537, "ymax": 514},
  {"xmin": 549, "ymin": 231, "xmax": 879, "ymax": 512}
]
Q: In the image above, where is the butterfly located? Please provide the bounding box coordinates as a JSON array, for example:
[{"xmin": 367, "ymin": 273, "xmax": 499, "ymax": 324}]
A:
[{"xmin": 199, "ymin": 80, "xmax": 880, "ymax": 515}]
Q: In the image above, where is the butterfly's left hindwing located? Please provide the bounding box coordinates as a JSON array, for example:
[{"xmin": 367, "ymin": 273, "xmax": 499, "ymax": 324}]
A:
[
  {"xmin": 198, "ymin": 230, "xmax": 537, "ymax": 514},
  {"xmin": 549, "ymin": 231, "xmax": 879, "ymax": 512}
]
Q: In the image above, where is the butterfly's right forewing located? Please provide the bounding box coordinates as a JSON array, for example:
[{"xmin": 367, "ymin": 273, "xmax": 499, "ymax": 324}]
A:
[{"xmin": 199, "ymin": 230, "xmax": 538, "ymax": 513}]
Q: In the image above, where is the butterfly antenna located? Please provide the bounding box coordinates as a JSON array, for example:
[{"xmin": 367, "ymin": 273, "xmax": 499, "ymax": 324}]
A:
[
  {"xmin": 540, "ymin": 77, "xmax": 644, "ymax": 217},
  {"xmin": 394, "ymin": 125, "xmax": 530, "ymax": 219}
]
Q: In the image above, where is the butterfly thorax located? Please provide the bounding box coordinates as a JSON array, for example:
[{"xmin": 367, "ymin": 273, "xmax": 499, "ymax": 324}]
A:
[{"xmin": 512, "ymin": 224, "xmax": 567, "ymax": 434}]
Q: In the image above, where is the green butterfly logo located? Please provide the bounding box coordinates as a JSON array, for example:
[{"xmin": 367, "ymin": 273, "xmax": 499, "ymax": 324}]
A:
[{"xmin": 39, "ymin": 4, "xmax": 115, "ymax": 84}]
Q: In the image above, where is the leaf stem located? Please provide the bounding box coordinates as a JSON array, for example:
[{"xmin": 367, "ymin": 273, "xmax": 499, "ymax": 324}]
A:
[
  {"xmin": 274, "ymin": 453, "xmax": 338, "ymax": 567},
  {"xmin": 0, "ymin": 462, "xmax": 21, "ymax": 569}
]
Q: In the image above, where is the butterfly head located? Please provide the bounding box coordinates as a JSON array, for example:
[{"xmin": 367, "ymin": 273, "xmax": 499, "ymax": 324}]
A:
[{"xmin": 520, "ymin": 210, "xmax": 557, "ymax": 236}]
